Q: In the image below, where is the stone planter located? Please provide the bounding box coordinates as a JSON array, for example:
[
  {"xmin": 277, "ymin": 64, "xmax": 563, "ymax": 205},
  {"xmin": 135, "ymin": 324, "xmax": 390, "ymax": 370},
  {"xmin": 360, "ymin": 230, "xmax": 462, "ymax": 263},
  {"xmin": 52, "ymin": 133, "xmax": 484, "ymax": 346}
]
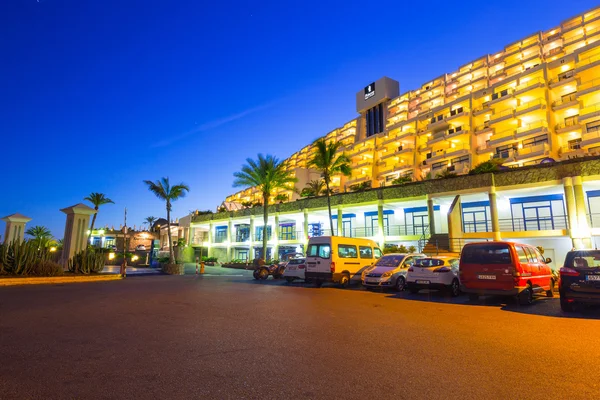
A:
[{"xmin": 161, "ymin": 263, "xmax": 184, "ymax": 275}]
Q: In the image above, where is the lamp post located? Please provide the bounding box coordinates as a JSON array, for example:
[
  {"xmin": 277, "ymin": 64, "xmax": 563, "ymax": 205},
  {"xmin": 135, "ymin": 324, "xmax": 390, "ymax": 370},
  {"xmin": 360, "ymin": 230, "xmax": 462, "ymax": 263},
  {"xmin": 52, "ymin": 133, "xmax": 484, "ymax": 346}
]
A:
[{"xmin": 121, "ymin": 207, "xmax": 128, "ymax": 278}]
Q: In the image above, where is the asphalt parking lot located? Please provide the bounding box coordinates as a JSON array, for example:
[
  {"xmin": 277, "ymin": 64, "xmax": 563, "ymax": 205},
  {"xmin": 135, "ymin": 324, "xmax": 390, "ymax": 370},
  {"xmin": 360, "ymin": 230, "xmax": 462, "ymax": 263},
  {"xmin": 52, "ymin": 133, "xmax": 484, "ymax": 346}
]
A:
[{"xmin": 1, "ymin": 275, "xmax": 599, "ymax": 399}]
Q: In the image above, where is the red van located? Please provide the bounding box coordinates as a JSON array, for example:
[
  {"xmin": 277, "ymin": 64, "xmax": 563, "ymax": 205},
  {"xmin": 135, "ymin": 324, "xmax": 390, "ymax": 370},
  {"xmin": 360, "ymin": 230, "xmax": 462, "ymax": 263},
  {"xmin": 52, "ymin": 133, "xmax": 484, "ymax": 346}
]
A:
[{"xmin": 459, "ymin": 241, "xmax": 554, "ymax": 305}]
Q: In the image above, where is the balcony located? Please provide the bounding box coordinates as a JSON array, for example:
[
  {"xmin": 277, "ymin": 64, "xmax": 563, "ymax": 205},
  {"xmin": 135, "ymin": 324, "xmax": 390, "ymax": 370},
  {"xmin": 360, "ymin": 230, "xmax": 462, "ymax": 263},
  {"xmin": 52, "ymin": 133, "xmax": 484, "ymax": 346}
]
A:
[
  {"xmin": 489, "ymin": 107, "xmax": 515, "ymax": 123},
  {"xmin": 422, "ymin": 144, "xmax": 469, "ymax": 165},
  {"xmin": 555, "ymin": 117, "xmax": 581, "ymax": 133},
  {"xmin": 474, "ymin": 124, "xmax": 494, "ymax": 136},
  {"xmin": 489, "ymin": 89, "xmax": 514, "ymax": 106},
  {"xmin": 472, "ymin": 102, "xmax": 492, "ymax": 116},
  {"xmin": 577, "ymin": 52, "xmax": 600, "ymax": 71},
  {"xmin": 514, "ymin": 142, "xmax": 550, "ymax": 162},
  {"xmin": 579, "ymin": 102, "xmax": 600, "ymax": 121},
  {"xmin": 487, "ymin": 129, "xmax": 516, "ymax": 146},
  {"xmin": 552, "ymin": 93, "xmax": 579, "ymax": 110},
  {"xmin": 576, "ymin": 78, "xmax": 600, "ymax": 97},
  {"xmin": 559, "ymin": 145, "xmax": 586, "ymax": 160},
  {"xmin": 515, "ymin": 77, "xmax": 546, "ymax": 95},
  {"xmin": 580, "ymin": 130, "xmax": 600, "ymax": 148},
  {"xmin": 278, "ymin": 230, "xmax": 303, "ymax": 241},
  {"xmin": 515, "ymin": 98, "xmax": 546, "ymax": 116},
  {"xmin": 549, "ymin": 70, "xmax": 576, "ymax": 87},
  {"xmin": 379, "ymin": 145, "xmax": 414, "ymax": 161},
  {"xmin": 515, "ymin": 120, "xmax": 549, "ymax": 139}
]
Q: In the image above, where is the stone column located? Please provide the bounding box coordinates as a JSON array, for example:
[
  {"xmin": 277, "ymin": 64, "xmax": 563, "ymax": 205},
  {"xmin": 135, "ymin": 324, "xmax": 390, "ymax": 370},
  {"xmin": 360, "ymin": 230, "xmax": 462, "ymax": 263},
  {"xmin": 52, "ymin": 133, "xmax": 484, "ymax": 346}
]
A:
[
  {"xmin": 249, "ymin": 215, "xmax": 255, "ymax": 260},
  {"xmin": 377, "ymin": 200, "xmax": 385, "ymax": 248},
  {"xmin": 227, "ymin": 218, "xmax": 233, "ymax": 261},
  {"xmin": 207, "ymin": 222, "xmax": 213, "ymax": 258},
  {"xmin": 427, "ymin": 197, "xmax": 436, "ymax": 235},
  {"xmin": 563, "ymin": 177, "xmax": 580, "ymax": 249},
  {"xmin": 337, "ymin": 206, "xmax": 343, "ymax": 237},
  {"xmin": 488, "ymin": 187, "xmax": 501, "ymax": 241},
  {"xmin": 1, "ymin": 213, "xmax": 32, "ymax": 244},
  {"xmin": 573, "ymin": 176, "xmax": 592, "ymax": 248},
  {"xmin": 60, "ymin": 203, "xmax": 97, "ymax": 267},
  {"xmin": 273, "ymin": 213, "xmax": 280, "ymax": 261},
  {"xmin": 303, "ymin": 209, "xmax": 309, "ymax": 244},
  {"xmin": 447, "ymin": 196, "xmax": 463, "ymax": 253}
]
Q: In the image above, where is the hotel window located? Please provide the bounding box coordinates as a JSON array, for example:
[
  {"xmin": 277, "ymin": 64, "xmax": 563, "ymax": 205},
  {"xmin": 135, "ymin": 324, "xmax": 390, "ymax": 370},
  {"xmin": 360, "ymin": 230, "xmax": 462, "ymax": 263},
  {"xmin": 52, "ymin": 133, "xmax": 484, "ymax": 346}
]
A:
[
  {"xmin": 496, "ymin": 144, "xmax": 517, "ymax": 158},
  {"xmin": 561, "ymin": 92, "xmax": 577, "ymax": 103},
  {"xmin": 462, "ymin": 201, "xmax": 491, "ymax": 233},
  {"xmin": 215, "ymin": 226, "xmax": 228, "ymax": 243},
  {"xmin": 568, "ymin": 138, "xmax": 582, "ymax": 150},
  {"xmin": 450, "ymin": 106, "xmax": 464, "ymax": 116},
  {"xmin": 522, "ymin": 134, "xmax": 548, "ymax": 149},
  {"xmin": 366, "ymin": 103, "xmax": 385, "ymax": 137},
  {"xmin": 363, "ymin": 211, "xmax": 391, "ymax": 237},
  {"xmin": 586, "ymin": 190, "xmax": 600, "ymax": 227},
  {"xmin": 509, "ymin": 194, "xmax": 567, "ymax": 231},
  {"xmin": 255, "ymin": 226, "xmax": 272, "ymax": 241},
  {"xmin": 491, "ymin": 89, "xmax": 510, "ymax": 101},
  {"xmin": 235, "ymin": 224, "xmax": 250, "ymax": 242},
  {"xmin": 279, "ymin": 224, "xmax": 296, "ymax": 240},
  {"xmin": 565, "ymin": 115, "xmax": 579, "ymax": 126},
  {"xmin": 586, "ymin": 120, "xmax": 600, "ymax": 133}
]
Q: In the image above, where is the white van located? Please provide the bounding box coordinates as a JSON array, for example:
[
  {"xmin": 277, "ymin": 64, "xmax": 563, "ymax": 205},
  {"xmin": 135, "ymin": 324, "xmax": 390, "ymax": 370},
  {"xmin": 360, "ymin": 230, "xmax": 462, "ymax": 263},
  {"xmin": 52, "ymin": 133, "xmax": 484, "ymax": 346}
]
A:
[{"xmin": 305, "ymin": 236, "xmax": 382, "ymax": 287}]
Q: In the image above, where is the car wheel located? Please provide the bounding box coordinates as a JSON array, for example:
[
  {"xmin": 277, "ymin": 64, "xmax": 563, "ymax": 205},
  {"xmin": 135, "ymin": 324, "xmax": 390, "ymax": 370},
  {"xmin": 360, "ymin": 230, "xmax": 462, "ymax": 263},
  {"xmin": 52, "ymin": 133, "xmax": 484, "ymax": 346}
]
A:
[
  {"xmin": 560, "ymin": 296, "xmax": 574, "ymax": 312},
  {"xmin": 285, "ymin": 277, "xmax": 294, "ymax": 283},
  {"xmin": 253, "ymin": 270, "xmax": 260, "ymax": 280},
  {"xmin": 468, "ymin": 293, "xmax": 479, "ymax": 302},
  {"xmin": 258, "ymin": 269, "xmax": 269, "ymax": 280},
  {"xmin": 339, "ymin": 273, "xmax": 350, "ymax": 289},
  {"xmin": 395, "ymin": 276, "xmax": 406, "ymax": 292},
  {"xmin": 450, "ymin": 279, "xmax": 460, "ymax": 297},
  {"xmin": 518, "ymin": 286, "xmax": 534, "ymax": 306},
  {"xmin": 546, "ymin": 279, "xmax": 555, "ymax": 298}
]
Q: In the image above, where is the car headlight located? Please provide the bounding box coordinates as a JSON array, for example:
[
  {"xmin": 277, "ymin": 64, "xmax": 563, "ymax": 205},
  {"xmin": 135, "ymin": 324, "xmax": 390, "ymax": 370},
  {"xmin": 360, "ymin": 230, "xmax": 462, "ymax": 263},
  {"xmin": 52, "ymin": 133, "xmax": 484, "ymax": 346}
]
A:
[{"xmin": 382, "ymin": 271, "xmax": 393, "ymax": 278}]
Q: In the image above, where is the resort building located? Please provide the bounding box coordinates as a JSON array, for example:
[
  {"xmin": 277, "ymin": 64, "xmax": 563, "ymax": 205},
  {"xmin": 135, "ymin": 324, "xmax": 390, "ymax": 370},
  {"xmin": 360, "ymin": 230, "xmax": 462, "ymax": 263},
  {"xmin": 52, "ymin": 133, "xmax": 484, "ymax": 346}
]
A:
[{"xmin": 186, "ymin": 7, "xmax": 600, "ymax": 266}]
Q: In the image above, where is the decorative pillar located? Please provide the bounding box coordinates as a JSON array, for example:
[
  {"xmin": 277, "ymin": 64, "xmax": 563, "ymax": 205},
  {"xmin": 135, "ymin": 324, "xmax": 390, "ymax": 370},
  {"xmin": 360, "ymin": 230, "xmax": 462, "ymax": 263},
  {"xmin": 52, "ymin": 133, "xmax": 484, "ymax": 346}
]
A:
[
  {"xmin": 573, "ymin": 176, "xmax": 592, "ymax": 248},
  {"xmin": 377, "ymin": 200, "xmax": 385, "ymax": 248},
  {"xmin": 427, "ymin": 197, "xmax": 436, "ymax": 235},
  {"xmin": 273, "ymin": 213, "xmax": 280, "ymax": 261},
  {"xmin": 207, "ymin": 222, "xmax": 213, "ymax": 258},
  {"xmin": 249, "ymin": 215, "xmax": 255, "ymax": 260},
  {"xmin": 488, "ymin": 187, "xmax": 501, "ymax": 241},
  {"xmin": 227, "ymin": 218, "xmax": 233, "ymax": 261},
  {"xmin": 337, "ymin": 206, "xmax": 343, "ymax": 237},
  {"xmin": 1, "ymin": 213, "xmax": 32, "ymax": 244},
  {"xmin": 447, "ymin": 196, "xmax": 463, "ymax": 252},
  {"xmin": 60, "ymin": 203, "xmax": 97, "ymax": 267},
  {"xmin": 303, "ymin": 209, "xmax": 309, "ymax": 245},
  {"xmin": 563, "ymin": 177, "xmax": 580, "ymax": 249}
]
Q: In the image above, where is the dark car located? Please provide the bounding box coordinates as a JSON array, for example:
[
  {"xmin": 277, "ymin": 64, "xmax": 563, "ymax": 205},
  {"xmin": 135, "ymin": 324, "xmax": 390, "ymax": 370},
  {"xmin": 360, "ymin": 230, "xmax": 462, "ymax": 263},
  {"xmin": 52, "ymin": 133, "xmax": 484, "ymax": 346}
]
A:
[{"xmin": 559, "ymin": 250, "xmax": 600, "ymax": 312}]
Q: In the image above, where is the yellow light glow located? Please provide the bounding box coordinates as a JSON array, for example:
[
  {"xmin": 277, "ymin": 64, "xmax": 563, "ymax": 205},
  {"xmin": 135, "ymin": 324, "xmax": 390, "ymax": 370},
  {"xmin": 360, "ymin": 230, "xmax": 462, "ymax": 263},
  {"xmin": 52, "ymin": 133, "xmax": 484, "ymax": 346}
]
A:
[
  {"xmin": 566, "ymin": 108, "xmax": 578, "ymax": 116},
  {"xmin": 561, "ymin": 64, "xmax": 571, "ymax": 72},
  {"xmin": 550, "ymin": 30, "xmax": 556, "ymax": 35},
  {"xmin": 518, "ymin": 143, "xmax": 523, "ymax": 149},
  {"xmin": 50, "ymin": 247, "xmax": 56, "ymax": 252},
  {"xmin": 426, "ymin": 133, "xmax": 431, "ymax": 137},
  {"xmin": 132, "ymin": 255, "xmax": 139, "ymax": 262},
  {"xmin": 451, "ymin": 143, "xmax": 456, "ymax": 149},
  {"xmin": 109, "ymin": 253, "xmax": 115, "ymax": 260}
]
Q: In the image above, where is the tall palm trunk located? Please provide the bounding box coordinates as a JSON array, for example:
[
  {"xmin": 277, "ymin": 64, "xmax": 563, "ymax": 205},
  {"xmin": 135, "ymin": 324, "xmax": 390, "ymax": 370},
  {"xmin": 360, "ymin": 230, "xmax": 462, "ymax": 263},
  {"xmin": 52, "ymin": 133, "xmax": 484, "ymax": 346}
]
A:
[
  {"xmin": 262, "ymin": 192, "xmax": 269, "ymax": 260},
  {"xmin": 325, "ymin": 179, "xmax": 335, "ymax": 236},
  {"xmin": 166, "ymin": 201, "xmax": 175, "ymax": 264},
  {"xmin": 86, "ymin": 207, "xmax": 99, "ymax": 250}
]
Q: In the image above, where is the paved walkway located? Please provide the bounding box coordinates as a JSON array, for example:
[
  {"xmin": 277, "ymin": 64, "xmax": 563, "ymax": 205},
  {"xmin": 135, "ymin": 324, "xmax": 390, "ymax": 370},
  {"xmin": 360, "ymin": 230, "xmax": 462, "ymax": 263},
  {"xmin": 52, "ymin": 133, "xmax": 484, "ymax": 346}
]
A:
[
  {"xmin": 102, "ymin": 264, "xmax": 253, "ymax": 277},
  {"xmin": 102, "ymin": 266, "xmax": 162, "ymax": 275}
]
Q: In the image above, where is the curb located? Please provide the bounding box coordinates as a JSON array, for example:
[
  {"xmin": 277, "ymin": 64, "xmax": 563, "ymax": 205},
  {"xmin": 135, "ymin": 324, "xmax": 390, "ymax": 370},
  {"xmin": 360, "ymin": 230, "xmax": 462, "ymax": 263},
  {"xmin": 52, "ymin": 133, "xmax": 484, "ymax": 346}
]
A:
[{"xmin": 0, "ymin": 275, "xmax": 123, "ymax": 287}]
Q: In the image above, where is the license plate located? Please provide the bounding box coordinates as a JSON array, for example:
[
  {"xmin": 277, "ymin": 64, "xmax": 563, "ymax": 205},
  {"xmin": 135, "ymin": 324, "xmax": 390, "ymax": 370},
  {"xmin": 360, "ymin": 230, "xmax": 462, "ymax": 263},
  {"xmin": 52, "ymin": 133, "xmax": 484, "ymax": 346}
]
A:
[
  {"xmin": 366, "ymin": 279, "xmax": 380, "ymax": 283},
  {"xmin": 586, "ymin": 275, "xmax": 600, "ymax": 281},
  {"xmin": 416, "ymin": 280, "xmax": 430, "ymax": 284},
  {"xmin": 288, "ymin": 266, "xmax": 296, "ymax": 270},
  {"xmin": 478, "ymin": 275, "xmax": 496, "ymax": 280}
]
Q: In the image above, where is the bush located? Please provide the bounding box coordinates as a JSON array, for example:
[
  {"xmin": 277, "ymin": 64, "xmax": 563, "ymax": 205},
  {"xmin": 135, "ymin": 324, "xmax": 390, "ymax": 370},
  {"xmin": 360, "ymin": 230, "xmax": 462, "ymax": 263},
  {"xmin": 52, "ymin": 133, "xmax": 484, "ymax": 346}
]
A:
[
  {"xmin": 157, "ymin": 256, "xmax": 170, "ymax": 264},
  {"xmin": 30, "ymin": 259, "xmax": 64, "ymax": 277},
  {"xmin": 202, "ymin": 256, "xmax": 218, "ymax": 263},
  {"xmin": 0, "ymin": 240, "xmax": 58, "ymax": 276},
  {"xmin": 68, "ymin": 249, "xmax": 105, "ymax": 274}
]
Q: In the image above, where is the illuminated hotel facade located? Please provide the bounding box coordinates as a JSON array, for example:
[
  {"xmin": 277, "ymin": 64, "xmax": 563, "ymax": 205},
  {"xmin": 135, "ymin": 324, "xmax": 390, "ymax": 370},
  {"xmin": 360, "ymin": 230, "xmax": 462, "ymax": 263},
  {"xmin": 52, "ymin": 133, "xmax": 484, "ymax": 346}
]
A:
[{"xmin": 186, "ymin": 7, "xmax": 600, "ymax": 265}]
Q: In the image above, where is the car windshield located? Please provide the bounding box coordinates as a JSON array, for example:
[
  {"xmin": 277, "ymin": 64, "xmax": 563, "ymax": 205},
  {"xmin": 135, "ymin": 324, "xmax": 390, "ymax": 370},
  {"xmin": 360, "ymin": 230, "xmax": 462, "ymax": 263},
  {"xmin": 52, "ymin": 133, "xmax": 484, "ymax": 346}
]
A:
[
  {"xmin": 567, "ymin": 250, "xmax": 600, "ymax": 269},
  {"xmin": 374, "ymin": 255, "xmax": 405, "ymax": 268},
  {"xmin": 461, "ymin": 244, "xmax": 511, "ymax": 264},
  {"xmin": 288, "ymin": 259, "xmax": 305, "ymax": 265},
  {"xmin": 415, "ymin": 258, "xmax": 445, "ymax": 267}
]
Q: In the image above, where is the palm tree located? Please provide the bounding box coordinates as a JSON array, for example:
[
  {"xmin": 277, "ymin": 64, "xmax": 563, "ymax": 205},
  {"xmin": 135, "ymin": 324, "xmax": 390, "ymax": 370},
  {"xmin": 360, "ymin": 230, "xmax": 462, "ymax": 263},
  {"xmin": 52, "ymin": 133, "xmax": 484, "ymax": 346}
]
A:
[
  {"xmin": 301, "ymin": 179, "xmax": 326, "ymax": 197},
  {"xmin": 84, "ymin": 192, "xmax": 114, "ymax": 246},
  {"xmin": 233, "ymin": 154, "xmax": 297, "ymax": 260},
  {"xmin": 144, "ymin": 216, "xmax": 157, "ymax": 231},
  {"xmin": 25, "ymin": 226, "xmax": 53, "ymax": 249},
  {"xmin": 308, "ymin": 139, "xmax": 351, "ymax": 235},
  {"xmin": 143, "ymin": 177, "xmax": 190, "ymax": 264}
]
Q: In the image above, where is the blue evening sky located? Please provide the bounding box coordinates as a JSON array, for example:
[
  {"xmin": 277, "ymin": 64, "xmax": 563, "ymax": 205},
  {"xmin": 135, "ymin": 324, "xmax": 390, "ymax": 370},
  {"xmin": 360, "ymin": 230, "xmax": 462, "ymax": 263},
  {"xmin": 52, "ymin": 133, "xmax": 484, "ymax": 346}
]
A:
[{"xmin": 1, "ymin": 0, "xmax": 597, "ymax": 238}]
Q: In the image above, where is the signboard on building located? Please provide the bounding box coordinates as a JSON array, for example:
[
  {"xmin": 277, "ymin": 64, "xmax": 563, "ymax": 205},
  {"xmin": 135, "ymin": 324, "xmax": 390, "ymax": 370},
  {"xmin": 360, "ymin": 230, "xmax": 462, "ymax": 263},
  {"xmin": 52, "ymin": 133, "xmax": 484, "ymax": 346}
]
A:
[{"xmin": 364, "ymin": 82, "xmax": 375, "ymax": 100}]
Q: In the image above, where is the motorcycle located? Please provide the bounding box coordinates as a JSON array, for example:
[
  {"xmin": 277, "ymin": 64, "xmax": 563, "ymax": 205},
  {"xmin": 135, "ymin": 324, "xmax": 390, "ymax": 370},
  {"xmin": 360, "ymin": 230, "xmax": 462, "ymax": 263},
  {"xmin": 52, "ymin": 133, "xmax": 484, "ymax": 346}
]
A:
[{"xmin": 253, "ymin": 263, "xmax": 285, "ymax": 280}]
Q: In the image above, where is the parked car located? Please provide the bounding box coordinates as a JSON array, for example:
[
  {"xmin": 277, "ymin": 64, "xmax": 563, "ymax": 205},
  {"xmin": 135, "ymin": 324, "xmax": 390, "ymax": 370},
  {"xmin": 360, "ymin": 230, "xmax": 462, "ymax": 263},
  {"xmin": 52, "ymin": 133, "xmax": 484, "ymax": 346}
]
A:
[
  {"xmin": 305, "ymin": 236, "xmax": 382, "ymax": 287},
  {"xmin": 135, "ymin": 245, "xmax": 146, "ymax": 251},
  {"xmin": 559, "ymin": 249, "xmax": 600, "ymax": 312},
  {"xmin": 406, "ymin": 256, "xmax": 461, "ymax": 296},
  {"xmin": 361, "ymin": 253, "xmax": 425, "ymax": 291},
  {"xmin": 282, "ymin": 258, "xmax": 309, "ymax": 283},
  {"xmin": 459, "ymin": 241, "xmax": 554, "ymax": 305}
]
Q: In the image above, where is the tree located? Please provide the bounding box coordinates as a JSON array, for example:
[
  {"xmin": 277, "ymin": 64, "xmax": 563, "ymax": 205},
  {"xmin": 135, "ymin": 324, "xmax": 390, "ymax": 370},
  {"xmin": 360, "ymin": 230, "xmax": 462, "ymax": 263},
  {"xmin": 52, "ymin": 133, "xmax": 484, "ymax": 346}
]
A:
[
  {"xmin": 436, "ymin": 170, "xmax": 458, "ymax": 179},
  {"xmin": 143, "ymin": 178, "xmax": 190, "ymax": 264},
  {"xmin": 233, "ymin": 154, "xmax": 297, "ymax": 259},
  {"xmin": 468, "ymin": 159, "xmax": 505, "ymax": 175},
  {"xmin": 25, "ymin": 226, "xmax": 53, "ymax": 249},
  {"xmin": 144, "ymin": 216, "xmax": 157, "ymax": 231},
  {"xmin": 84, "ymin": 192, "xmax": 114, "ymax": 246},
  {"xmin": 301, "ymin": 179, "xmax": 326, "ymax": 197},
  {"xmin": 308, "ymin": 139, "xmax": 351, "ymax": 235}
]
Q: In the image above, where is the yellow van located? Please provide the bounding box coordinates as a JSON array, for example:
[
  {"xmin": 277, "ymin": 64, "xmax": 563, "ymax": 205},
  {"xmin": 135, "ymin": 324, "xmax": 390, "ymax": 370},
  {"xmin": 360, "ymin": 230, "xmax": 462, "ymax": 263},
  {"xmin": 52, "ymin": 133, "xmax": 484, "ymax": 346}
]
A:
[{"xmin": 305, "ymin": 236, "xmax": 382, "ymax": 287}]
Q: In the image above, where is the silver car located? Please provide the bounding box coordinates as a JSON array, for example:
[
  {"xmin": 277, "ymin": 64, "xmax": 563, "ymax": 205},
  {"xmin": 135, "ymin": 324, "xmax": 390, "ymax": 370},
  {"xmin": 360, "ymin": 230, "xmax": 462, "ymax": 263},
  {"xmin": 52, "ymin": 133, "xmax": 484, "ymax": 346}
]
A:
[{"xmin": 361, "ymin": 253, "xmax": 426, "ymax": 291}]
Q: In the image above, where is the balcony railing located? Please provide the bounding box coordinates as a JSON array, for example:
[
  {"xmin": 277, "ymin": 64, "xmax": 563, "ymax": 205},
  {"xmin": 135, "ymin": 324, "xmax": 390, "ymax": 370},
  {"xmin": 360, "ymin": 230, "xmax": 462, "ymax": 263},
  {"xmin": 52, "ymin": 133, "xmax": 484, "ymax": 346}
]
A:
[
  {"xmin": 498, "ymin": 216, "xmax": 568, "ymax": 232},
  {"xmin": 555, "ymin": 117, "xmax": 580, "ymax": 131},
  {"xmin": 490, "ymin": 108, "xmax": 515, "ymax": 121},
  {"xmin": 578, "ymin": 78, "xmax": 600, "ymax": 92},
  {"xmin": 577, "ymin": 51, "xmax": 600, "ymax": 68},
  {"xmin": 580, "ymin": 102, "xmax": 600, "ymax": 118},
  {"xmin": 515, "ymin": 77, "xmax": 545, "ymax": 92},
  {"xmin": 553, "ymin": 93, "xmax": 578, "ymax": 107},
  {"xmin": 516, "ymin": 98, "xmax": 546, "ymax": 112},
  {"xmin": 278, "ymin": 230, "xmax": 303, "ymax": 241},
  {"xmin": 516, "ymin": 120, "xmax": 548, "ymax": 135}
]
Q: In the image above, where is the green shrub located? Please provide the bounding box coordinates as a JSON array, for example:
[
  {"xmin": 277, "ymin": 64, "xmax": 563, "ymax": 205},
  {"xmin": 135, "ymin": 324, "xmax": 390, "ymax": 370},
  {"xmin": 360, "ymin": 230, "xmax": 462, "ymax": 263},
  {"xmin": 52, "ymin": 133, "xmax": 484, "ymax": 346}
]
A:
[
  {"xmin": 202, "ymin": 256, "xmax": 218, "ymax": 263},
  {"xmin": 0, "ymin": 240, "xmax": 56, "ymax": 276},
  {"xmin": 157, "ymin": 256, "xmax": 170, "ymax": 264},
  {"xmin": 68, "ymin": 249, "xmax": 105, "ymax": 274},
  {"xmin": 30, "ymin": 259, "xmax": 64, "ymax": 277}
]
